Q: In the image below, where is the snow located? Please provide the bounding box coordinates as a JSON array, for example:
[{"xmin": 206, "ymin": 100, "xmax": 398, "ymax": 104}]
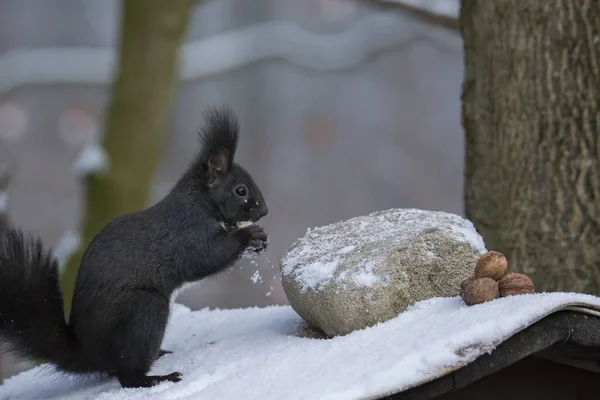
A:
[
  {"xmin": 52, "ymin": 230, "xmax": 82, "ymax": 271},
  {"xmin": 293, "ymin": 259, "xmax": 340, "ymax": 292},
  {"xmin": 72, "ymin": 143, "xmax": 109, "ymax": 177},
  {"xmin": 3, "ymin": 292, "xmax": 600, "ymax": 400},
  {"xmin": 449, "ymin": 224, "xmax": 486, "ymax": 253},
  {"xmin": 336, "ymin": 246, "xmax": 356, "ymax": 255},
  {"xmin": 353, "ymin": 261, "xmax": 381, "ymax": 287},
  {"xmin": 281, "ymin": 208, "xmax": 486, "ymax": 293}
]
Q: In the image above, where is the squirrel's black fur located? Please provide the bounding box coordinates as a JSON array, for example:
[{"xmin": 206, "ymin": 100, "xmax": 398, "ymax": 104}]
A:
[{"xmin": 0, "ymin": 106, "xmax": 269, "ymax": 388}]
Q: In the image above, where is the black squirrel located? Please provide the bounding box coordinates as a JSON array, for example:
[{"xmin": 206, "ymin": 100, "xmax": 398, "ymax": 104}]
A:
[{"xmin": 0, "ymin": 106, "xmax": 269, "ymax": 388}]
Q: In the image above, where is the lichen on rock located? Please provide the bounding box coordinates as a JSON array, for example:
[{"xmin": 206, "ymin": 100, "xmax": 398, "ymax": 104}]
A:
[{"xmin": 280, "ymin": 208, "xmax": 487, "ymax": 337}]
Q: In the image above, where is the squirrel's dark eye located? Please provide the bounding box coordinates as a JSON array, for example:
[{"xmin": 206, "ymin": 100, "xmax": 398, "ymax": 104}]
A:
[{"xmin": 235, "ymin": 185, "xmax": 248, "ymax": 197}]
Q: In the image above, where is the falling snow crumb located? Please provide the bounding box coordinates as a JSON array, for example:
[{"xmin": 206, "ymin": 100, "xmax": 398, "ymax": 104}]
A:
[{"xmin": 251, "ymin": 270, "xmax": 262, "ymax": 284}]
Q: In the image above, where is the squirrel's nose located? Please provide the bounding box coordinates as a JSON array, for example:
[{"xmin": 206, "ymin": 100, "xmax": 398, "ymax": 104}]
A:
[{"xmin": 260, "ymin": 207, "xmax": 269, "ymax": 218}]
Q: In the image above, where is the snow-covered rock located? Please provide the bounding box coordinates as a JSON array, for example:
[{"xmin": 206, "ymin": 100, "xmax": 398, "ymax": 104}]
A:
[
  {"xmin": 280, "ymin": 208, "xmax": 487, "ymax": 337},
  {"xmin": 3, "ymin": 293, "xmax": 600, "ymax": 400}
]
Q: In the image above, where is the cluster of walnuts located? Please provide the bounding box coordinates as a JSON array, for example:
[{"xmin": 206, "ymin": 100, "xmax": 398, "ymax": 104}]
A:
[{"xmin": 460, "ymin": 251, "xmax": 535, "ymax": 306}]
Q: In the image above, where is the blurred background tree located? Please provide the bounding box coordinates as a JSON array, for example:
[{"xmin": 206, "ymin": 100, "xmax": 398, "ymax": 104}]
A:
[
  {"xmin": 0, "ymin": 163, "xmax": 11, "ymax": 231},
  {"xmin": 0, "ymin": 163, "xmax": 10, "ymax": 382},
  {"xmin": 59, "ymin": 0, "xmax": 196, "ymax": 315},
  {"xmin": 1, "ymin": 0, "xmax": 466, "ymax": 378},
  {"xmin": 460, "ymin": 0, "xmax": 600, "ymax": 294}
]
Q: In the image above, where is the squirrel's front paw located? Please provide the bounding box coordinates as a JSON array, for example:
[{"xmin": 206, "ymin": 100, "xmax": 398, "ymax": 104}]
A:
[{"xmin": 237, "ymin": 225, "xmax": 268, "ymax": 252}]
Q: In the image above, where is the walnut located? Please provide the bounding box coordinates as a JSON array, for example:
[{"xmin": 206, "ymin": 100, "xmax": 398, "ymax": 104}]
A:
[
  {"xmin": 460, "ymin": 276, "xmax": 499, "ymax": 306},
  {"xmin": 236, "ymin": 221, "xmax": 253, "ymax": 229},
  {"xmin": 498, "ymin": 273, "xmax": 535, "ymax": 297},
  {"xmin": 474, "ymin": 251, "xmax": 508, "ymax": 281}
]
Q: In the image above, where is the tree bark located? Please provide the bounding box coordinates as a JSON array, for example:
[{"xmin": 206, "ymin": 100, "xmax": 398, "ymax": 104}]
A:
[
  {"xmin": 60, "ymin": 0, "xmax": 195, "ymax": 315},
  {"xmin": 460, "ymin": 0, "xmax": 600, "ymax": 294}
]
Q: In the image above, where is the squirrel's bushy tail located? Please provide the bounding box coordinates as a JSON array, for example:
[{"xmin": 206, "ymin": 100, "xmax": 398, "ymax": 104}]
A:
[{"xmin": 0, "ymin": 228, "xmax": 88, "ymax": 373}]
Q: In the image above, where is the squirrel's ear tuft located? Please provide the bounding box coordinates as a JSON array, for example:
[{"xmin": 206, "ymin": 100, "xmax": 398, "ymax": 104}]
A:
[
  {"xmin": 206, "ymin": 148, "xmax": 229, "ymax": 186},
  {"xmin": 198, "ymin": 105, "xmax": 239, "ymax": 186}
]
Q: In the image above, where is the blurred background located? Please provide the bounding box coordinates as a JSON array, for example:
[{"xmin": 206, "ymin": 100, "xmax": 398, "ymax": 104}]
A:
[{"xmin": 0, "ymin": 0, "xmax": 462, "ymax": 379}]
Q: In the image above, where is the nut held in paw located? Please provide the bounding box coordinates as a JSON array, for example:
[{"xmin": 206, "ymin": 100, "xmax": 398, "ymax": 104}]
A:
[
  {"xmin": 236, "ymin": 220, "xmax": 253, "ymax": 229},
  {"xmin": 498, "ymin": 273, "xmax": 535, "ymax": 297},
  {"xmin": 460, "ymin": 276, "xmax": 499, "ymax": 306},
  {"xmin": 474, "ymin": 251, "xmax": 507, "ymax": 281}
]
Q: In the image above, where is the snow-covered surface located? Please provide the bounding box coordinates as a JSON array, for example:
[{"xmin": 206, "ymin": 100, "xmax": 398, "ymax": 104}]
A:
[
  {"xmin": 3, "ymin": 292, "xmax": 600, "ymax": 400},
  {"xmin": 281, "ymin": 208, "xmax": 486, "ymax": 293}
]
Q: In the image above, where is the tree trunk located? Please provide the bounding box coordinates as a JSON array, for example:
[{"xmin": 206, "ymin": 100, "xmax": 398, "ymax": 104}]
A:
[
  {"xmin": 60, "ymin": 0, "xmax": 195, "ymax": 315},
  {"xmin": 0, "ymin": 165, "xmax": 11, "ymax": 385},
  {"xmin": 460, "ymin": 0, "xmax": 600, "ymax": 294},
  {"xmin": 0, "ymin": 163, "xmax": 12, "ymax": 231}
]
